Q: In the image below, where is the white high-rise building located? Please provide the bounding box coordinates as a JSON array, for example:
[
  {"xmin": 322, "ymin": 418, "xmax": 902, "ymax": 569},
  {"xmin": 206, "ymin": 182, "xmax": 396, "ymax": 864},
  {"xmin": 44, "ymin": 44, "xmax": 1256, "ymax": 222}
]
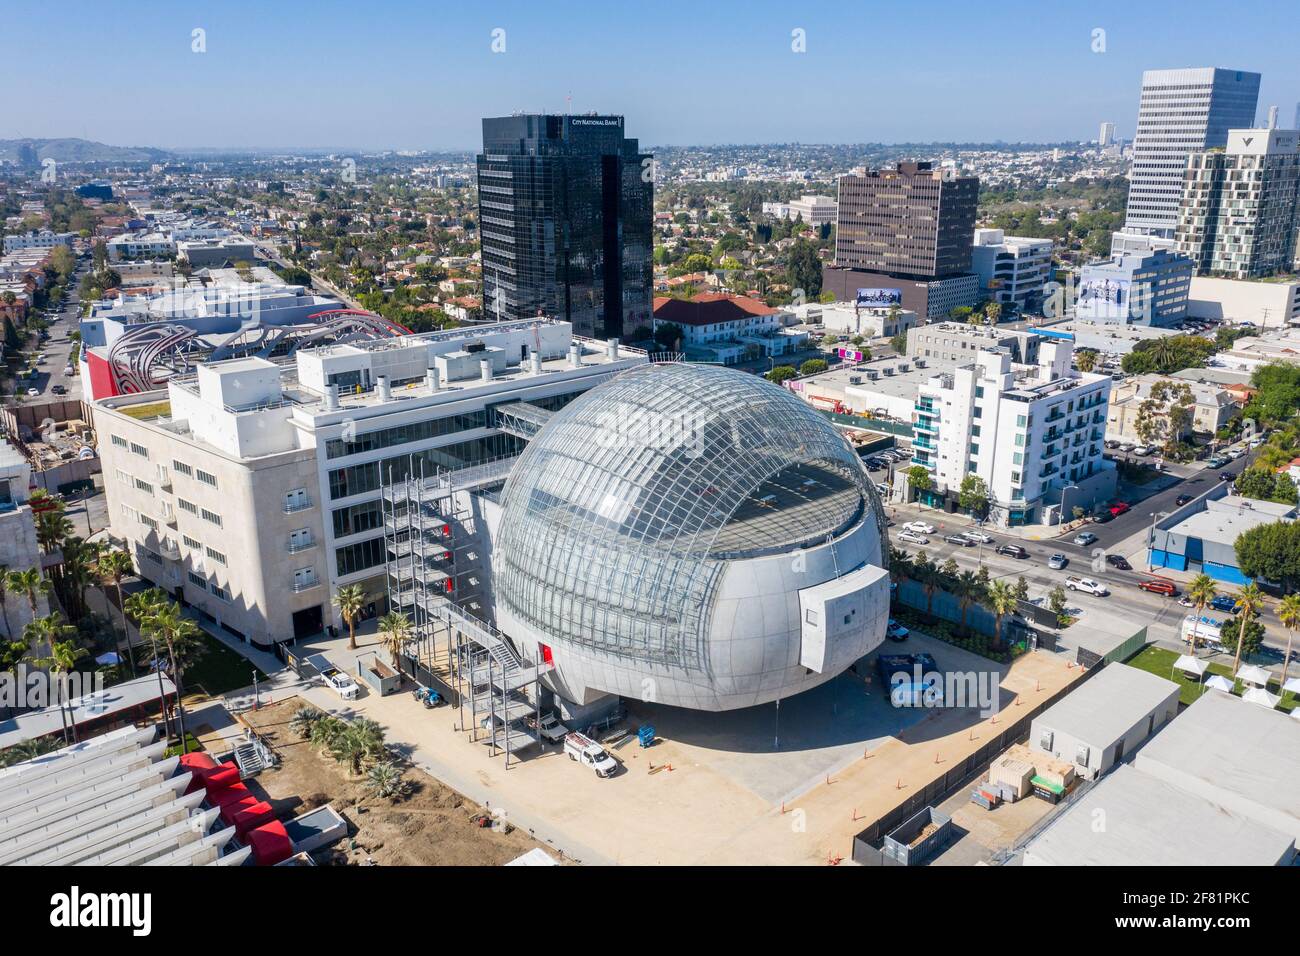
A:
[
  {"xmin": 970, "ymin": 228, "xmax": 1054, "ymax": 314},
  {"xmin": 1124, "ymin": 67, "xmax": 1261, "ymax": 238},
  {"xmin": 1099, "ymin": 121, "xmax": 1117, "ymax": 147},
  {"xmin": 911, "ymin": 341, "xmax": 1115, "ymax": 526}
]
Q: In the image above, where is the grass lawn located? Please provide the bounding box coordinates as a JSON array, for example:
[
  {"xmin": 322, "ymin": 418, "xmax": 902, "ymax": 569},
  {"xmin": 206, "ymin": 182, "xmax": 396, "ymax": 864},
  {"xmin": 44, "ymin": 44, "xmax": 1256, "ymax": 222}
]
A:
[
  {"xmin": 182, "ymin": 630, "xmax": 268, "ymax": 701},
  {"xmin": 1127, "ymin": 644, "xmax": 1297, "ymax": 712},
  {"xmin": 119, "ymin": 400, "xmax": 171, "ymax": 420}
]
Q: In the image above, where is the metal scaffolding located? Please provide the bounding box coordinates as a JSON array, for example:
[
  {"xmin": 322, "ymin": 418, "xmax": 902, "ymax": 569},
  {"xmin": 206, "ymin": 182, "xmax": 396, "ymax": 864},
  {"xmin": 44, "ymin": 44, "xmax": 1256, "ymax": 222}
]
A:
[{"xmin": 381, "ymin": 458, "xmax": 546, "ymax": 768}]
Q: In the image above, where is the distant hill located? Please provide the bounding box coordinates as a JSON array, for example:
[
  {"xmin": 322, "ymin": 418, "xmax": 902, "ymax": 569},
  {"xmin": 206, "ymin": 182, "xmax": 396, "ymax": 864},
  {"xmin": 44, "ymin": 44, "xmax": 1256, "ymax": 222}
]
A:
[{"xmin": 0, "ymin": 138, "xmax": 172, "ymax": 164}]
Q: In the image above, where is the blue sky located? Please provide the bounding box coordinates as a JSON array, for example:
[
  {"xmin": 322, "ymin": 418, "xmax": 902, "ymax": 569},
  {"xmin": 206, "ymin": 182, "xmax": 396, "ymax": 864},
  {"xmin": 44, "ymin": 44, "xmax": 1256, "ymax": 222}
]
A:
[{"xmin": 5, "ymin": 0, "xmax": 1298, "ymax": 150}]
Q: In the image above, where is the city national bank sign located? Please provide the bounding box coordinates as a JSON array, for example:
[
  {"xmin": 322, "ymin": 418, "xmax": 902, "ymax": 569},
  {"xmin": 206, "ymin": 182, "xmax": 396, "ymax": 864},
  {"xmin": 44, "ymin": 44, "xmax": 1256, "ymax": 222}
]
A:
[{"xmin": 569, "ymin": 117, "xmax": 623, "ymax": 128}]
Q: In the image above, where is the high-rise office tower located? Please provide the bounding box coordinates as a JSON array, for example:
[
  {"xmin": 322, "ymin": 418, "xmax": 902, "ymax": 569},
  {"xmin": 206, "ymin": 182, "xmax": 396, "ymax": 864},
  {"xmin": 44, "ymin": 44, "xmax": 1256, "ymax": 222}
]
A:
[
  {"xmin": 824, "ymin": 161, "xmax": 980, "ymax": 320},
  {"xmin": 1176, "ymin": 128, "xmax": 1300, "ymax": 279},
  {"xmin": 476, "ymin": 114, "xmax": 653, "ymax": 340},
  {"xmin": 1099, "ymin": 122, "xmax": 1117, "ymax": 147},
  {"xmin": 1124, "ymin": 67, "xmax": 1261, "ymax": 237},
  {"xmin": 1268, "ymin": 105, "xmax": 1280, "ymax": 129}
]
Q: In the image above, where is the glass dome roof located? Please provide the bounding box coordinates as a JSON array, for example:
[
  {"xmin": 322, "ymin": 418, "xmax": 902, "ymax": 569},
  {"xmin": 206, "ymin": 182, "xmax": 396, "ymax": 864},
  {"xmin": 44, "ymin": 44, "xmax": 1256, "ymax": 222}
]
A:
[{"xmin": 493, "ymin": 363, "xmax": 885, "ymax": 667}]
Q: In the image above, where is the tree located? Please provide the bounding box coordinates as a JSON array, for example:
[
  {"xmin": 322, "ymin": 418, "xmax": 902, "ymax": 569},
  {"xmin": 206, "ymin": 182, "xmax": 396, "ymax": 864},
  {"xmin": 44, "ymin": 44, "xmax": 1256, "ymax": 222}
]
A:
[
  {"xmin": 913, "ymin": 552, "xmax": 939, "ymax": 614},
  {"xmin": 1188, "ymin": 573, "xmax": 1217, "ymax": 650},
  {"xmin": 1075, "ymin": 349, "xmax": 1099, "ymax": 373},
  {"xmin": 1047, "ymin": 586, "xmax": 1069, "ymax": 627},
  {"xmin": 94, "ymin": 549, "xmax": 136, "ymax": 673},
  {"xmin": 1229, "ymin": 583, "xmax": 1265, "ymax": 677},
  {"xmin": 366, "ymin": 761, "xmax": 412, "ymax": 800},
  {"xmin": 333, "ymin": 584, "xmax": 365, "ymax": 651},
  {"xmin": 0, "ymin": 565, "xmax": 11, "ymax": 639},
  {"xmin": 140, "ymin": 600, "xmax": 206, "ymax": 754},
  {"xmin": 329, "ymin": 717, "xmax": 387, "ymax": 776},
  {"xmin": 1277, "ymin": 593, "xmax": 1300, "ymax": 692},
  {"xmin": 889, "ymin": 332, "xmax": 908, "ymax": 355},
  {"xmin": 954, "ymin": 570, "xmax": 983, "ymax": 630},
  {"xmin": 765, "ymin": 365, "xmax": 797, "ymax": 384},
  {"xmin": 957, "ymin": 474, "xmax": 989, "ymax": 517},
  {"xmin": 906, "ymin": 465, "xmax": 933, "ymax": 499},
  {"xmin": 887, "ymin": 546, "xmax": 914, "ymax": 585},
  {"xmin": 1013, "ymin": 576, "xmax": 1030, "ymax": 603},
  {"xmin": 1235, "ymin": 521, "xmax": 1300, "ymax": 594},
  {"xmin": 799, "ymin": 358, "xmax": 828, "ymax": 376},
  {"xmin": 1220, "ymin": 615, "xmax": 1264, "ymax": 667},
  {"xmin": 378, "ymin": 612, "xmax": 411, "ymax": 666},
  {"xmin": 987, "ymin": 580, "xmax": 1018, "ymax": 648},
  {"xmin": 27, "ymin": 614, "xmax": 79, "ymax": 743},
  {"xmin": 785, "ymin": 240, "xmax": 822, "ymax": 298},
  {"xmin": 984, "ymin": 302, "xmax": 1002, "ymax": 324},
  {"xmin": 8, "ymin": 568, "xmax": 49, "ymax": 643}
]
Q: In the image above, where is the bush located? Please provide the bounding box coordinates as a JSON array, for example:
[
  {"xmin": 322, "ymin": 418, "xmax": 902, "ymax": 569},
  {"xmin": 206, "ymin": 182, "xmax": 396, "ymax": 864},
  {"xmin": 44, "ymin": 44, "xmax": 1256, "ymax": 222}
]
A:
[{"xmin": 365, "ymin": 761, "xmax": 413, "ymax": 801}]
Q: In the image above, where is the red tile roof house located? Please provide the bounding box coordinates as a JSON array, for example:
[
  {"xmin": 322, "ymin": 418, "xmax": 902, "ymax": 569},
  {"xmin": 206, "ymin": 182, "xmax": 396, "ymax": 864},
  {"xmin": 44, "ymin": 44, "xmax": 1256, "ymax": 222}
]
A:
[{"xmin": 651, "ymin": 293, "xmax": 806, "ymax": 364}]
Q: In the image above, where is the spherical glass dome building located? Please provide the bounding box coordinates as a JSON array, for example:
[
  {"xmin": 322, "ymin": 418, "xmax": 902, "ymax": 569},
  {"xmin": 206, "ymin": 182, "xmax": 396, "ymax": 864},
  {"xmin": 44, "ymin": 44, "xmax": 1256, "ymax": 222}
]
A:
[{"xmin": 492, "ymin": 363, "xmax": 890, "ymax": 711}]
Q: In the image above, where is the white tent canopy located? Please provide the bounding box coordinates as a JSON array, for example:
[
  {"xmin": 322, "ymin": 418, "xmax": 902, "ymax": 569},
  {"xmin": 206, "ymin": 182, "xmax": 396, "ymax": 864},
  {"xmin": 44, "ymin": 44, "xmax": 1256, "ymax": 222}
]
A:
[
  {"xmin": 1283, "ymin": 676, "xmax": 1300, "ymax": 695},
  {"xmin": 1242, "ymin": 686, "xmax": 1281, "ymax": 709},
  {"xmin": 1175, "ymin": 655, "xmax": 1208, "ymax": 677},
  {"xmin": 1205, "ymin": 675, "xmax": 1236, "ymax": 693},
  {"xmin": 1235, "ymin": 664, "xmax": 1272, "ymax": 687}
]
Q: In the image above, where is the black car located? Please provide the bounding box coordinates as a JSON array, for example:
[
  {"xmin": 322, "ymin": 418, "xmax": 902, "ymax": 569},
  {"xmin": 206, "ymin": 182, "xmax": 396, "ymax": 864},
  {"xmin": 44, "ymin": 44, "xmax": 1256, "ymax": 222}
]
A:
[
  {"xmin": 1175, "ymin": 494, "xmax": 1192, "ymax": 506},
  {"xmin": 944, "ymin": 534, "xmax": 976, "ymax": 546},
  {"xmin": 1106, "ymin": 554, "xmax": 1131, "ymax": 570},
  {"xmin": 1221, "ymin": 472, "xmax": 1236, "ymax": 482},
  {"xmin": 1090, "ymin": 510, "xmax": 1114, "ymax": 523},
  {"xmin": 996, "ymin": 544, "xmax": 1029, "ymax": 559}
]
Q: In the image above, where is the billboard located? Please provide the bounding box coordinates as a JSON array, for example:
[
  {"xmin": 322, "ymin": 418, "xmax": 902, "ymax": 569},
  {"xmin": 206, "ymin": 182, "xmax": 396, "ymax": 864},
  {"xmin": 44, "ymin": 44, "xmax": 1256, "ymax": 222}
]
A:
[
  {"xmin": 837, "ymin": 348, "xmax": 866, "ymax": 363},
  {"xmin": 1078, "ymin": 278, "xmax": 1128, "ymax": 310},
  {"xmin": 856, "ymin": 287, "xmax": 902, "ymax": 308}
]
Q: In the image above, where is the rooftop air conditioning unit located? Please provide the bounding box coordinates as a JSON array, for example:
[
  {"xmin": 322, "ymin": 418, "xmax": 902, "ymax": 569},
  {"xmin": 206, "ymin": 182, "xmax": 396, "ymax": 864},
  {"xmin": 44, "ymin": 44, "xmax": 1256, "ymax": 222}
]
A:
[
  {"xmin": 914, "ymin": 358, "xmax": 927, "ymax": 367},
  {"xmin": 883, "ymin": 366, "xmax": 895, "ymax": 375},
  {"xmin": 898, "ymin": 362, "xmax": 911, "ymax": 373},
  {"xmin": 866, "ymin": 370, "xmax": 879, "ymax": 380},
  {"xmin": 849, "ymin": 375, "xmax": 862, "ymax": 385}
]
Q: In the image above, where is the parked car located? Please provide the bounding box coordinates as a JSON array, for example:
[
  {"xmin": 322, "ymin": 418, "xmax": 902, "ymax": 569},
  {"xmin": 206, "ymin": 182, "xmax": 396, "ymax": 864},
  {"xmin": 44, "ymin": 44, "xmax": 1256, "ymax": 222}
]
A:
[
  {"xmin": 962, "ymin": 530, "xmax": 994, "ymax": 544},
  {"xmin": 1205, "ymin": 456, "xmax": 1228, "ymax": 468},
  {"xmin": 1210, "ymin": 594, "xmax": 1239, "ymax": 614},
  {"xmin": 51, "ymin": 385, "xmax": 66, "ymax": 395},
  {"xmin": 1109, "ymin": 502, "xmax": 1130, "ymax": 517},
  {"xmin": 886, "ymin": 619, "xmax": 910, "ymax": 641},
  {"xmin": 564, "ymin": 732, "xmax": 617, "ymax": 777},
  {"xmin": 1048, "ymin": 553, "xmax": 1068, "ymax": 570},
  {"xmin": 1221, "ymin": 471, "xmax": 1237, "ymax": 482},
  {"xmin": 944, "ymin": 533, "xmax": 975, "ymax": 546},
  {"xmin": 1138, "ymin": 579, "xmax": 1177, "ymax": 596},
  {"xmin": 1132, "ymin": 445, "xmax": 1154, "ymax": 457},
  {"xmin": 875, "ymin": 482, "xmax": 890, "ymax": 496},
  {"xmin": 903, "ymin": 521, "xmax": 935, "ymax": 534},
  {"xmin": 528, "ymin": 712, "xmax": 570, "ymax": 744},
  {"xmin": 1072, "ymin": 531, "xmax": 1098, "ymax": 547},
  {"xmin": 996, "ymin": 544, "xmax": 1029, "ymax": 559},
  {"xmin": 1065, "ymin": 576, "xmax": 1109, "ymax": 596},
  {"xmin": 1175, "ymin": 494, "xmax": 1193, "ymax": 506},
  {"xmin": 1106, "ymin": 554, "xmax": 1132, "ymax": 570},
  {"xmin": 1090, "ymin": 510, "xmax": 1114, "ymax": 524},
  {"xmin": 1226, "ymin": 448, "xmax": 1244, "ymax": 460},
  {"xmin": 1119, "ymin": 443, "xmax": 1136, "ymax": 452},
  {"xmin": 897, "ymin": 530, "xmax": 929, "ymax": 545}
]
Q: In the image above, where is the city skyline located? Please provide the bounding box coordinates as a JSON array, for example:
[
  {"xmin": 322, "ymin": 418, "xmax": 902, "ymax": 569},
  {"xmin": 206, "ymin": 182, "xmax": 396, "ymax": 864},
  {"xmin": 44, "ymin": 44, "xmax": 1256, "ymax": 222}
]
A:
[{"xmin": 6, "ymin": 0, "xmax": 1299, "ymax": 151}]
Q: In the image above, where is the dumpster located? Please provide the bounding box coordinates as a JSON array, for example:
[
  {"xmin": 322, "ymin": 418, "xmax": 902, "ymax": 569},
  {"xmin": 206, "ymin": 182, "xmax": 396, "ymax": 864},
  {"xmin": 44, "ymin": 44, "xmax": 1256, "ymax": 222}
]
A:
[{"xmin": 882, "ymin": 806, "xmax": 953, "ymax": 865}]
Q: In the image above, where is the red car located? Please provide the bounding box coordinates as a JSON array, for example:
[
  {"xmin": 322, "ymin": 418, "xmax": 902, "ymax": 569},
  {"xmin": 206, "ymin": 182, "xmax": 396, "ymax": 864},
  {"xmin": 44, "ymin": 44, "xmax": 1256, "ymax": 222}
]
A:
[
  {"xmin": 1109, "ymin": 501, "xmax": 1131, "ymax": 517},
  {"xmin": 1137, "ymin": 579, "xmax": 1177, "ymax": 596}
]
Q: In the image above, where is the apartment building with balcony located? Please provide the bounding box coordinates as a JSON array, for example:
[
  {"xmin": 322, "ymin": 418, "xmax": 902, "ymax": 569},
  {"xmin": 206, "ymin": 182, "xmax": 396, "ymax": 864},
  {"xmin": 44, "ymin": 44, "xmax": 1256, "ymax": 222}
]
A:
[
  {"xmin": 92, "ymin": 319, "xmax": 648, "ymax": 646},
  {"xmin": 910, "ymin": 340, "xmax": 1115, "ymax": 526},
  {"xmin": 970, "ymin": 228, "xmax": 1053, "ymax": 313}
]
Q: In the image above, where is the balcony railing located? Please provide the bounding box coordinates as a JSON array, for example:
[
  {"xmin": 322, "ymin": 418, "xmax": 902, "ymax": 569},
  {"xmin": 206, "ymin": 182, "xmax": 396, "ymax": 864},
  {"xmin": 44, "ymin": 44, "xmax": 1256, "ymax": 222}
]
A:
[
  {"xmin": 291, "ymin": 577, "xmax": 319, "ymax": 593},
  {"xmin": 288, "ymin": 538, "xmax": 315, "ymax": 554},
  {"xmin": 283, "ymin": 498, "xmax": 313, "ymax": 514}
]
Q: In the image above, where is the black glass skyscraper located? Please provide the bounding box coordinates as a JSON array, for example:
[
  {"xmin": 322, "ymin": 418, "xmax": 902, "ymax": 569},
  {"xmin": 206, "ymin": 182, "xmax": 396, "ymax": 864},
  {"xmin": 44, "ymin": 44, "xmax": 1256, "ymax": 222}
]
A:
[{"xmin": 477, "ymin": 114, "xmax": 653, "ymax": 339}]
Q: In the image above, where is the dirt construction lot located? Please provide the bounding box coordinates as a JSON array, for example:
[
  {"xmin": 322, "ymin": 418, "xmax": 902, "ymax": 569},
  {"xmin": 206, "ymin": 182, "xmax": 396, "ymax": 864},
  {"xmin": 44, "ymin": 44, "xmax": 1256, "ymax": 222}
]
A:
[{"xmin": 242, "ymin": 697, "xmax": 549, "ymax": 866}]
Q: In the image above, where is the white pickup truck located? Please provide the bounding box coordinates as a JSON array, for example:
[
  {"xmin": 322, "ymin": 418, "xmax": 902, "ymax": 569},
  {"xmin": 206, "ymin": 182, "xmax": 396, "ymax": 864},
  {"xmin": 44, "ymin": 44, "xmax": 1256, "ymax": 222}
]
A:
[
  {"xmin": 564, "ymin": 732, "xmax": 618, "ymax": 778},
  {"xmin": 320, "ymin": 666, "xmax": 359, "ymax": 700},
  {"xmin": 529, "ymin": 712, "xmax": 570, "ymax": 744},
  {"xmin": 1065, "ymin": 576, "xmax": 1109, "ymax": 596}
]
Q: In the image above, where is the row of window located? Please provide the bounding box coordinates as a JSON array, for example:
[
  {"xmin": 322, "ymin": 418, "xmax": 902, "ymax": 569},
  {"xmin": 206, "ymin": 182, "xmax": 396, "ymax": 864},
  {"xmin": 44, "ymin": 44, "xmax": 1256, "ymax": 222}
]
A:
[{"xmin": 328, "ymin": 433, "xmax": 523, "ymax": 500}]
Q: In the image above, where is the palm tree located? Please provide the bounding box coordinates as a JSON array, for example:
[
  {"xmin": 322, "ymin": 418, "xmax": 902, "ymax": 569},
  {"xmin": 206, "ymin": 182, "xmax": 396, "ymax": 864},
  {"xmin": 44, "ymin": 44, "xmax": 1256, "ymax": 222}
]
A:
[
  {"xmin": 94, "ymin": 549, "xmax": 136, "ymax": 674},
  {"xmin": 329, "ymin": 717, "xmax": 386, "ymax": 775},
  {"xmin": 887, "ymin": 546, "xmax": 914, "ymax": 585},
  {"xmin": 0, "ymin": 563, "xmax": 12, "ymax": 639},
  {"xmin": 1230, "ymin": 583, "xmax": 1265, "ymax": 678},
  {"xmin": 955, "ymin": 570, "xmax": 983, "ymax": 630},
  {"xmin": 333, "ymin": 584, "xmax": 365, "ymax": 650},
  {"xmin": 8, "ymin": 568, "xmax": 49, "ymax": 638},
  {"xmin": 125, "ymin": 587, "xmax": 173, "ymax": 737},
  {"xmin": 987, "ymin": 579, "xmax": 1018, "ymax": 649},
  {"xmin": 1187, "ymin": 573, "xmax": 1218, "ymax": 654},
  {"xmin": 1277, "ymin": 593, "xmax": 1300, "ymax": 693},
  {"xmin": 0, "ymin": 734, "xmax": 60, "ymax": 767},
  {"xmin": 146, "ymin": 602, "xmax": 206, "ymax": 754},
  {"xmin": 378, "ymin": 612, "xmax": 411, "ymax": 666},
  {"xmin": 35, "ymin": 509, "xmax": 74, "ymax": 555},
  {"xmin": 27, "ymin": 614, "xmax": 79, "ymax": 743}
]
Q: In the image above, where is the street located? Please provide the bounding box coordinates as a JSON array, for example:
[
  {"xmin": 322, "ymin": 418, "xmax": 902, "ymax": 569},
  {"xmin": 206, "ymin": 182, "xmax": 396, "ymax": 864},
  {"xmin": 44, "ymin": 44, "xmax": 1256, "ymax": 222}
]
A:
[{"xmin": 22, "ymin": 259, "xmax": 88, "ymax": 402}]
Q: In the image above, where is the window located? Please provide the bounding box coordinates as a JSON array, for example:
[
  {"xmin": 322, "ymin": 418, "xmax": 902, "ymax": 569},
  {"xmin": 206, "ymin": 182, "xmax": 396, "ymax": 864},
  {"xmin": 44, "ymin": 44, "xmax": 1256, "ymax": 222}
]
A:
[
  {"xmin": 178, "ymin": 498, "xmax": 198, "ymax": 515},
  {"xmin": 142, "ymin": 548, "xmax": 162, "ymax": 565},
  {"xmin": 111, "ymin": 435, "xmax": 128, "ymax": 450},
  {"xmin": 187, "ymin": 571, "xmax": 208, "ymax": 590},
  {"xmin": 134, "ymin": 478, "xmax": 153, "ymax": 495},
  {"xmin": 196, "ymin": 469, "xmax": 218, "ymax": 488},
  {"xmin": 332, "ymin": 501, "xmax": 384, "ymax": 538},
  {"xmin": 140, "ymin": 515, "xmax": 158, "ymax": 530},
  {"xmin": 211, "ymin": 584, "xmax": 229, "ymax": 602},
  {"xmin": 173, "ymin": 460, "xmax": 193, "ymax": 477},
  {"xmin": 200, "ymin": 508, "xmax": 222, "ymax": 527},
  {"xmin": 182, "ymin": 534, "xmax": 202, "ymax": 550},
  {"xmin": 335, "ymin": 537, "xmax": 385, "ymax": 577},
  {"xmin": 205, "ymin": 546, "xmax": 227, "ymax": 565},
  {"xmin": 284, "ymin": 488, "xmax": 311, "ymax": 513},
  {"xmin": 130, "ymin": 441, "xmax": 149, "ymax": 459}
]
